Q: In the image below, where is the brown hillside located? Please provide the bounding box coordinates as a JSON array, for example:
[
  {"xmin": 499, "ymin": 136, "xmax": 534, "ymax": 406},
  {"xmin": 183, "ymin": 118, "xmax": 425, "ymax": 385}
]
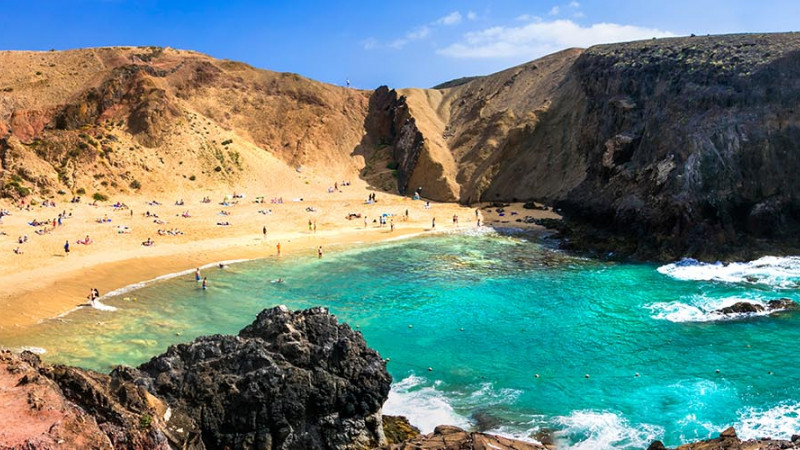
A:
[{"xmin": 0, "ymin": 46, "xmax": 372, "ymax": 199}]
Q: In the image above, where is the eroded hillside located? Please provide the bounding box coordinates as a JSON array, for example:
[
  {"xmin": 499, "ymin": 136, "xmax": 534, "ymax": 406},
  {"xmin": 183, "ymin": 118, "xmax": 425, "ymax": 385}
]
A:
[{"xmin": 0, "ymin": 46, "xmax": 371, "ymax": 199}]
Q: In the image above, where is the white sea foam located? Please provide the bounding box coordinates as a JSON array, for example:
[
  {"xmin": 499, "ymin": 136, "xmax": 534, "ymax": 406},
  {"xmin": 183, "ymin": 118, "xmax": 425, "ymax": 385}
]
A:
[
  {"xmin": 553, "ymin": 410, "xmax": 664, "ymax": 450},
  {"xmin": 91, "ymin": 299, "xmax": 117, "ymax": 311},
  {"xmin": 13, "ymin": 346, "xmax": 47, "ymax": 355},
  {"xmin": 736, "ymin": 402, "xmax": 800, "ymax": 440},
  {"xmin": 103, "ymin": 258, "xmax": 255, "ymax": 298},
  {"xmin": 646, "ymin": 294, "xmax": 791, "ymax": 323},
  {"xmin": 657, "ymin": 256, "xmax": 800, "ymax": 288},
  {"xmin": 383, "ymin": 374, "xmax": 471, "ymax": 434}
]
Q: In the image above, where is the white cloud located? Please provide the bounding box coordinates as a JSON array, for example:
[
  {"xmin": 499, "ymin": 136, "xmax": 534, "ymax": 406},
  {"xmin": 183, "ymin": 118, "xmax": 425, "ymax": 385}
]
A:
[
  {"xmin": 436, "ymin": 11, "xmax": 462, "ymax": 26},
  {"xmin": 573, "ymin": 11, "xmax": 585, "ymax": 18},
  {"xmin": 569, "ymin": 1, "xmax": 580, "ymax": 8},
  {"xmin": 362, "ymin": 37, "xmax": 379, "ymax": 50},
  {"xmin": 516, "ymin": 14, "xmax": 536, "ymax": 22},
  {"xmin": 437, "ymin": 19, "xmax": 675, "ymax": 59},
  {"xmin": 549, "ymin": 6, "xmax": 560, "ymax": 15},
  {"xmin": 467, "ymin": 10, "xmax": 477, "ymax": 21},
  {"xmin": 390, "ymin": 26, "xmax": 430, "ymax": 49}
]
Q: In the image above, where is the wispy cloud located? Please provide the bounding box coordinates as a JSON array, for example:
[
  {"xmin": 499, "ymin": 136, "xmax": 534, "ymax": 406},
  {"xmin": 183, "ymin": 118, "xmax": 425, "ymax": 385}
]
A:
[
  {"xmin": 365, "ymin": 10, "xmax": 470, "ymax": 50},
  {"xmin": 548, "ymin": 6, "xmax": 560, "ymax": 15},
  {"xmin": 389, "ymin": 26, "xmax": 430, "ymax": 49},
  {"xmin": 436, "ymin": 11, "xmax": 462, "ymax": 26},
  {"xmin": 569, "ymin": 1, "xmax": 580, "ymax": 8},
  {"xmin": 437, "ymin": 19, "xmax": 675, "ymax": 59}
]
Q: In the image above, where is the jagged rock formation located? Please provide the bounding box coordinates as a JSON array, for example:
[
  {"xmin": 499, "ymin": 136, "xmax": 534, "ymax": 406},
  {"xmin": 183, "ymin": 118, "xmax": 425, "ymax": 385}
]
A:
[
  {"xmin": 715, "ymin": 298, "xmax": 798, "ymax": 315},
  {"xmin": 134, "ymin": 305, "xmax": 391, "ymax": 449},
  {"xmin": 0, "ymin": 306, "xmax": 392, "ymax": 450},
  {"xmin": 648, "ymin": 426, "xmax": 799, "ymax": 449}
]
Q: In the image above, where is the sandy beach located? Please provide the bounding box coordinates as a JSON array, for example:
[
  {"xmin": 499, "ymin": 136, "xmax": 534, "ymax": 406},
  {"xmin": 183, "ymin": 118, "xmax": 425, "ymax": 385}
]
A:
[{"xmin": 0, "ymin": 177, "xmax": 557, "ymax": 333}]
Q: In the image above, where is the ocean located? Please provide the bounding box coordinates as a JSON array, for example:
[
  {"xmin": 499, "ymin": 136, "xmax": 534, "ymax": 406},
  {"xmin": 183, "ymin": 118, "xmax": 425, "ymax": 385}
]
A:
[{"xmin": 4, "ymin": 228, "xmax": 800, "ymax": 449}]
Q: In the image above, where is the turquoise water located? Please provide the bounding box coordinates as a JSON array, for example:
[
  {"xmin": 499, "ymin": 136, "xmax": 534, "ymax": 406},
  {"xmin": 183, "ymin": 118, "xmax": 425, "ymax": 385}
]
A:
[{"xmin": 4, "ymin": 229, "xmax": 800, "ymax": 449}]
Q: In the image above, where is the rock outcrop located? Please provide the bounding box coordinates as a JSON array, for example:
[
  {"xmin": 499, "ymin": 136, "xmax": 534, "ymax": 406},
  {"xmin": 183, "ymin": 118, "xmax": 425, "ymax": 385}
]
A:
[
  {"xmin": 715, "ymin": 298, "xmax": 798, "ymax": 315},
  {"xmin": 0, "ymin": 306, "xmax": 391, "ymax": 450},
  {"xmin": 135, "ymin": 305, "xmax": 392, "ymax": 449},
  {"xmin": 648, "ymin": 426, "xmax": 800, "ymax": 449},
  {"xmin": 0, "ymin": 349, "xmax": 202, "ymax": 450},
  {"xmin": 379, "ymin": 425, "xmax": 546, "ymax": 450}
]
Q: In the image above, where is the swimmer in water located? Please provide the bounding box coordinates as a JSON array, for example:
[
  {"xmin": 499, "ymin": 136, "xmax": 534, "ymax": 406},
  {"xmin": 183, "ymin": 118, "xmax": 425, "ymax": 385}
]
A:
[{"xmin": 202, "ymin": 277, "xmax": 208, "ymax": 290}]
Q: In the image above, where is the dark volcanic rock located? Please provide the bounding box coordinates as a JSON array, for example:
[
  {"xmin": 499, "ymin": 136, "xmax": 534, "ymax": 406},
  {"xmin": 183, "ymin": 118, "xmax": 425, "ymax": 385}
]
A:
[
  {"xmin": 137, "ymin": 305, "xmax": 391, "ymax": 450},
  {"xmin": 715, "ymin": 298, "xmax": 798, "ymax": 316},
  {"xmin": 649, "ymin": 426, "xmax": 798, "ymax": 449},
  {"xmin": 550, "ymin": 33, "xmax": 800, "ymax": 260}
]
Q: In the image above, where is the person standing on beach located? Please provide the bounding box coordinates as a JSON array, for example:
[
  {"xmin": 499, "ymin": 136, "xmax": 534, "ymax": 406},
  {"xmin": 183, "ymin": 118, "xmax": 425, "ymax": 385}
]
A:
[
  {"xmin": 263, "ymin": 226, "xmax": 267, "ymax": 239},
  {"xmin": 64, "ymin": 240, "xmax": 70, "ymax": 256},
  {"xmin": 318, "ymin": 246, "xmax": 323, "ymax": 258},
  {"xmin": 432, "ymin": 217, "xmax": 436, "ymax": 229},
  {"xmin": 277, "ymin": 242, "xmax": 281, "ymax": 256},
  {"xmin": 390, "ymin": 219, "xmax": 395, "ymax": 232}
]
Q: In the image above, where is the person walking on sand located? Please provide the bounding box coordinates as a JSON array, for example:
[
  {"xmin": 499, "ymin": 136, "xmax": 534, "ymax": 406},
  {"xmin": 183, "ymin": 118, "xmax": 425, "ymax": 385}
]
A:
[
  {"xmin": 364, "ymin": 216, "xmax": 368, "ymax": 229},
  {"xmin": 195, "ymin": 268, "xmax": 201, "ymax": 282},
  {"xmin": 263, "ymin": 226, "xmax": 267, "ymax": 239},
  {"xmin": 202, "ymin": 277, "xmax": 208, "ymax": 290},
  {"xmin": 432, "ymin": 217, "xmax": 436, "ymax": 229},
  {"xmin": 276, "ymin": 242, "xmax": 281, "ymax": 256},
  {"xmin": 64, "ymin": 240, "xmax": 70, "ymax": 256},
  {"xmin": 390, "ymin": 219, "xmax": 395, "ymax": 232},
  {"xmin": 318, "ymin": 246, "xmax": 323, "ymax": 258}
]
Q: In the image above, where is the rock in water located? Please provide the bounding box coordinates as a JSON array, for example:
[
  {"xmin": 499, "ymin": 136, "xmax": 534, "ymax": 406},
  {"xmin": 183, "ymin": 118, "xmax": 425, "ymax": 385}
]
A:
[
  {"xmin": 715, "ymin": 298, "xmax": 798, "ymax": 316},
  {"xmin": 137, "ymin": 306, "xmax": 391, "ymax": 449},
  {"xmin": 717, "ymin": 302, "xmax": 766, "ymax": 315}
]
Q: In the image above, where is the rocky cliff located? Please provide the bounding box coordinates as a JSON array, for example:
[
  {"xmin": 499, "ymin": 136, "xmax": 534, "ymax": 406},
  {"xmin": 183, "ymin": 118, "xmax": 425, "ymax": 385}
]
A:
[{"xmin": 371, "ymin": 33, "xmax": 800, "ymax": 260}]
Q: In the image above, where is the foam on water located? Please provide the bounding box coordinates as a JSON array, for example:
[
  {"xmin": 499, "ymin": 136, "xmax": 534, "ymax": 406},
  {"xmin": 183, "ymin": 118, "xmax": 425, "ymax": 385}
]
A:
[
  {"xmin": 103, "ymin": 258, "xmax": 254, "ymax": 298},
  {"xmin": 554, "ymin": 410, "xmax": 664, "ymax": 450},
  {"xmin": 91, "ymin": 298, "xmax": 117, "ymax": 312},
  {"xmin": 658, "ymin": 256, "xmax": 800, "ymax": 288},
  {"xmin": 646, "ymin": 295, "xmax": 787, "ymax": 322},
  {"xmin": 383, "ymin": 375, "xmax": 471, "ymax": 433},
  {"xmin": 736, "ymin": 402, "xmax": 800, "ymax": 440}
]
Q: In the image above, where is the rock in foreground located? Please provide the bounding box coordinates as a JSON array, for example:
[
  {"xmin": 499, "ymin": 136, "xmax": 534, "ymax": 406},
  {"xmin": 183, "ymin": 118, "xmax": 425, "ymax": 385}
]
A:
[
  {"xmin": 648, "ymin": 427, "xmax": 800, "ymax": 449},
  {"xmin": 135, "ymin": 305, "xmax": 392, "ymax": 449},
  {"xmin": 379, "ymin": 425, "xmax": 546, "ymax": 450}
]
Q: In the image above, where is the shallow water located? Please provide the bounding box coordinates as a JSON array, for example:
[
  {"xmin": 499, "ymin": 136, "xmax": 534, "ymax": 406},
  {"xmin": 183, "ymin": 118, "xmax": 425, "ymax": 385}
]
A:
[{"xmin": 4, "ymin": 229, "xmax": 800, "ymax": 449}]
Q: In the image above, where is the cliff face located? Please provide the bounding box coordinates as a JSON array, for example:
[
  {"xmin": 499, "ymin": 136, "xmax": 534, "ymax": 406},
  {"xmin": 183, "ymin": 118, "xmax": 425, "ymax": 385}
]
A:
[
  {"xmin": 373, "ymin": 33, "xmax": 800, "ymax": 260},
  {"xmin": 554, "ymin": 33, "xmax": 800, "ymax": 260}
]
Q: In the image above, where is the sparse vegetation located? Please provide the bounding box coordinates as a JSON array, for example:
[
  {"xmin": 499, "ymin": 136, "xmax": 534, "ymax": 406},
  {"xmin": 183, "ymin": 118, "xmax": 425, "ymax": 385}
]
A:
[
  {"xmin": 92, "ymin": 192, "xmax": 108, "ymax": 202},
  {"xmin": 76, "ymin": 188, "xmax": 86, "ymax": 195},
  {"xmin": 130, "ymin": 180, "xmax": 141, "ymax": 189},
  {"xmin": 221, "ymin": 139, "xmax": 233, "ymax": 146},
  {"xmin": 138, "ymin": 413, "xmax": 152, "ymax": 429},
  {"xmin": 386, "ymin": 161, "xmax": 399, "ymax": 170},
  {"xmin": 214, "ymin": 166, "xmax": 222, "ymax": 172},
  {"xmin": 189, "ymin": 175, "xmax": 196, "ymax": 181}
]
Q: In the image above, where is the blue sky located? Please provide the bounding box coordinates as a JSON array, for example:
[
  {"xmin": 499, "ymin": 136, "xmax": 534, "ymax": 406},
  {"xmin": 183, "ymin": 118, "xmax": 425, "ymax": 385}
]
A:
[{"xmin": 1, "ymin": 1, "xmax": 798, "ymax": 88}]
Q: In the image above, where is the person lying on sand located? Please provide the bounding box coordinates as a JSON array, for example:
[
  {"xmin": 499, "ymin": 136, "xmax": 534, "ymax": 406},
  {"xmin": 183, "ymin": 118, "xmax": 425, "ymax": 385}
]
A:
[{"xmin": 142, "ymin": 237, "xmax": 155, "ymax": 247}]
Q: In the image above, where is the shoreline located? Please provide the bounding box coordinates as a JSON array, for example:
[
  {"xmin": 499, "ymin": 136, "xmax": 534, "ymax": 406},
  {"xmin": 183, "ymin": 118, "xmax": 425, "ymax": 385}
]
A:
[{"xmin": 0, "ymin": 184, "xmax": 557, "ymax": 333}]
